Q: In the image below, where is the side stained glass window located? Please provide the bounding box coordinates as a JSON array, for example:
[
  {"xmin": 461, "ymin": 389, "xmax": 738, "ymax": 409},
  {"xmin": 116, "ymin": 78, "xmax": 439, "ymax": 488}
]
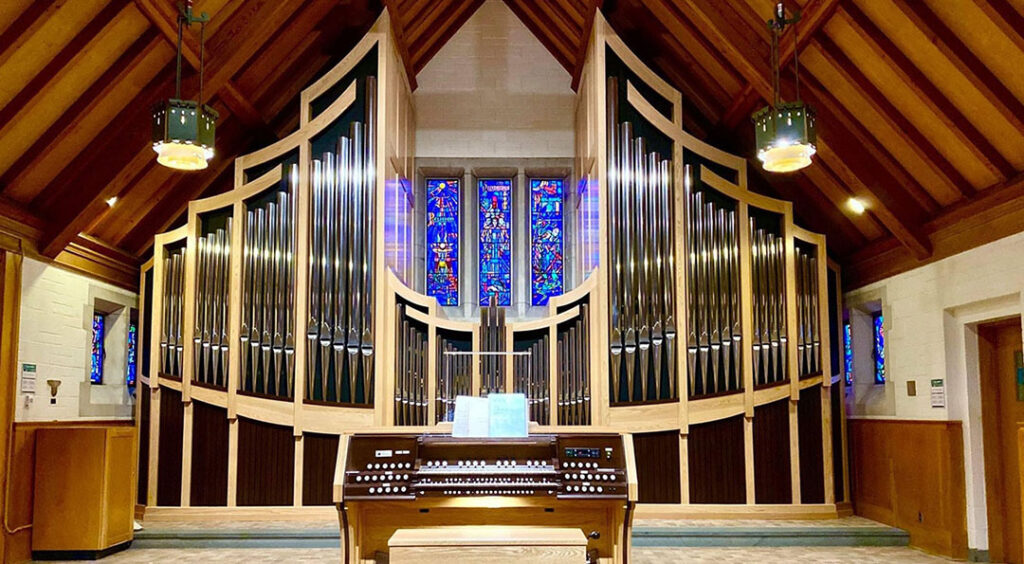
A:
[
  {"xmin": 426, "ymin": 179, "xmax": 460, "ymax": 306},
  {"xmin": 843, "ymin": 322, "xmax": 852, "ymax": 386},
  {"xmin": 530, "ymin": 179, "xmax": 564, "ymax": 306},
  {"xmin": 479, "ymin": 179, "xmax": 513, "ymax": 307},
  {"xmin": 127, "ymin": 320, "xmax": 138, "ymax": 388},
  {"xmin": 873, "ymin": 312, "xmax": 885, "ymax": 384},
  {"xmin": 91, "ymin": 313, "xmax": 105, "ymax": 384}
]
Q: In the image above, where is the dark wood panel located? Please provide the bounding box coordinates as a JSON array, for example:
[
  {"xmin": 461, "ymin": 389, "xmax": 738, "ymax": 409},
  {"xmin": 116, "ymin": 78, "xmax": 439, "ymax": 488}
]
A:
[
  {"xmin": 798, "ymin": 384, "xmax": 825, "ymax": 503},
  {"xmin": 189, "ymin": 401, "xmax": 229, "ymax": 506},
  {"xmin": 688, "ymin": 415, "xmax": 745, "ymax": 504},
  {"xmin": 849, "ymin": 419, "xmax": 967, "ymax": 559},
  {"xmin": 136, "ymin": 383, "xmax": 150, "ymax": 506},
  {"xmin": 303, "ymin": 433, "xmax": 340, "ymax": 506},
  {"xmin": 831, "ymin": 384, "xmax": 845, "ymax": 503},
  {"xmin": 156, "ymin": 388, "xmax": 183, "ymax": 506},
  {"xmin": 633, "ymin": 430, "xmax": 680, "ymax": 503},
  {"xmin": 753, "ymin": 398, "xmax": 791, "ymax": 504},
  {"xmin": 237, "ymin": 417, "xmax": 294, "ymax": 506}
]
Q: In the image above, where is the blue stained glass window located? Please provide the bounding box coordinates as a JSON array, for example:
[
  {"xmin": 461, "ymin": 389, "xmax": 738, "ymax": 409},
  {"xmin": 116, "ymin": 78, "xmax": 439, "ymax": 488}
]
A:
[
  {"xmin": 91, "ymin": 313, "xmax": 104, "ymax": 384},
  {"xmin": 127, "ymin": 321, "xmax": 138, "ymax": 388},
  {"xmin": 426, "ymin": 179, "xmax": 460, "ymax": 306},
  {"xmin": 530, "ymin": 179, "xmax": 564, "ymax": 306},
  {"xmin": 873, "ymin": 312, "xmax": 885, "ymax": 384},
  {"xmin": 843, "ymin": 322, "xmax": 852, "ymax": 386},
  {"xmin": 479, "ymin": 179, "xmax": 512, "ymax": 307}
]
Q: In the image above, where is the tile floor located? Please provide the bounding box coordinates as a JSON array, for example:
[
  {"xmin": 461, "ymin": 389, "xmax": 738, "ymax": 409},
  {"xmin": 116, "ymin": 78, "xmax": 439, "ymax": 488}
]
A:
[{"xmin": 36, "ymin": 545, "xmax": 955, "ymax": 563}]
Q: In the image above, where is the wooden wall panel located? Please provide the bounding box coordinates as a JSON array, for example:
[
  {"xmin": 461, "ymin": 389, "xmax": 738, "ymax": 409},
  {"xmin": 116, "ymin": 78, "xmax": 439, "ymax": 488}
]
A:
[
  {"xmin": 237, "ymin": 417, "xmax": 294, "ymax": 506},
  {"xmin": 753, "ymin": 399, "xmax": 791, "ymax": 504},
  {"xmin": 688, "ymin": 415, "xmax": 745, "ymax": 504},
  {"xmin": 830, "ymin": 384, "xmax": 845, "ymax": 503},
  {"xmin": 156, "ymin": 388, "xmax": 183, "ymax": 506},
  {"xmin": 189, "ymin": 401, "xmax": 228, "ymax": 507},
  {"xmin": 798, "ymin": 385, "xmax": 825, "ymax": 503},
  {"xmin": 302, "ymin": 433, "xmax": 340, "ymax": 506},
  {"xmin": 633, "ymin": 431, "xmax": 681, "ymax": 503},
  {"xmin": 137, "ymin": 382, "xmax": 150, "ymax": 506},
  {"xmin": 849, "ymin": 419, "xmax": 967, "ymax": 559}
]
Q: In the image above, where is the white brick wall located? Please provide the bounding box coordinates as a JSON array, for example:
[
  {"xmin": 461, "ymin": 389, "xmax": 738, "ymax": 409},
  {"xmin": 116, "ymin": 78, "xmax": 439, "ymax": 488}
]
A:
[
  {"xmin": 414, "ymin": 0, "xmax": 575, "ymax": 158},
  {"xmin": 16, "ymin": 257, "xmax": 137, "ymax": 421},
  {"xmin": 845, "ymin": 230, "xmax": 1024, "ymax": 549}
]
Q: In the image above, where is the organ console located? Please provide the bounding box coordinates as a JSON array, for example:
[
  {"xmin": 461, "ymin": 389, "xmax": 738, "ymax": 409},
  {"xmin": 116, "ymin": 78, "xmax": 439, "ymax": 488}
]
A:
[{"xmin": 335, "ymin": 432, "xmax": 638, "ymax": 563}]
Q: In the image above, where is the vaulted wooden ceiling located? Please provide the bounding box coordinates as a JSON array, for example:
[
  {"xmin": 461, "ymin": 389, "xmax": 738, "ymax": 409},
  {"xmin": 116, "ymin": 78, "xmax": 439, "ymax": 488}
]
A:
[{"xmin": 1, "ymin": 0, "xmax": 1022, "ymax": 290}]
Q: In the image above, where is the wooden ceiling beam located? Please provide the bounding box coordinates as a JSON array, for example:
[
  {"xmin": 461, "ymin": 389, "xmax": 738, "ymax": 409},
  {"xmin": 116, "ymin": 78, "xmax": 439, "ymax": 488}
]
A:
[
  {"xmin": 812, "ymin": 34, "xmax": 973, "ymax": 201},
  {"xmin": 838, "ymin": 4, "xmax": 1016, "ymax": 181},
  {"xmin": 892, "ymin": 0, "xmax": 1024, "ymax": 151},
  {"xmin": 410, "ymin": 0, "xmax": 485, "ymax": 72},
  {"xmin": 678, "ymin": 0, "xmax": 933, "ymax": 259},
  {"xmin": 39, "ymin": 0, "xmax": 299, "ymax": 259},
  {"xmin": 504, "ymin": 0, "xmax": 575, "ymax": 71},
  {"xmin": 570, "ymin": 0, "xmax": 601, "ymax": 90},
  {"xmin": 131, "ymin": 0, "xmax": 273, "ymax": 135},
  {"xmin": 382, "ymin": 0, "xmax": 418, "ymax": 89},
  {"xmin": 633, "ymin": 0, "xmax": 734, "ymax": 105},
  {"xmin": 971, "ymin": 0, "xmax": 1024, "ymax": 54},
  {"xmin": 719, "ymin": 0, "xmax": 839, "ymax": 129}
]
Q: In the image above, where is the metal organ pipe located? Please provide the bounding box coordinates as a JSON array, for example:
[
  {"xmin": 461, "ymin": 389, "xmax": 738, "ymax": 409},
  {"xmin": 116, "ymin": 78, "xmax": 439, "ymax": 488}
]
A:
[{"xmin": 606, "ymin": 103, "xmax": 677, "ymax": 404}]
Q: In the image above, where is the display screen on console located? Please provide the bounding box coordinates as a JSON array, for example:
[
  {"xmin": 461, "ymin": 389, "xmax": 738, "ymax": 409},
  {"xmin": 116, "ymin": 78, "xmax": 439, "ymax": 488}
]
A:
[{"xmin": 564, "ymin": 447, "xmax": 600, "ymax": 459}]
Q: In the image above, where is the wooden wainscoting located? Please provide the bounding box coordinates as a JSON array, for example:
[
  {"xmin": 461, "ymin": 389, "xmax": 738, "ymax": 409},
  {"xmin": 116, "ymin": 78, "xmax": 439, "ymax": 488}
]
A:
[{"xmin": 848, "ymin": 419, "xmax": 967, "ymax": 559}]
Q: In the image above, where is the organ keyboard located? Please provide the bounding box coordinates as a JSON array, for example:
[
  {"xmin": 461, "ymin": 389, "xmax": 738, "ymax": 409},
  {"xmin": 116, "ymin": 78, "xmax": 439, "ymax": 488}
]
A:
[{"xmin": 335, "ymin": 432, "xmax": 637, "ymax": 563}]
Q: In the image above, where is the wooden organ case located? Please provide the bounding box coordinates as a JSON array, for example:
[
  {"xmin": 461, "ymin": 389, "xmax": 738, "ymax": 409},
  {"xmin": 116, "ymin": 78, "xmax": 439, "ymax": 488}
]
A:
[
  {"xmin": 137, "ymin": 5, "xmax": 848, "ymax": 538},
  {"xmin": 335, "ymin": 433, "xmax": 637, "ymax": 562}
]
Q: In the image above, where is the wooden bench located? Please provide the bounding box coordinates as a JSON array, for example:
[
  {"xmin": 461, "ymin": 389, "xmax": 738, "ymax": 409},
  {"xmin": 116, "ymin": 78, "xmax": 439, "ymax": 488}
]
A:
[{"xmin": 388, "ymin": 526, "xmax": 588, "ymax": 563}]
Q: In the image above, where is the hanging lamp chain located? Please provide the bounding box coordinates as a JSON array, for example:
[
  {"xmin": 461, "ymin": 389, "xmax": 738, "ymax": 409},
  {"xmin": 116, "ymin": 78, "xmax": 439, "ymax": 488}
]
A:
[
  {"xmin": 174, "ymin": 1, "xmax": 211, "ymax": 104},
  {"xmin": 766, "ymin": 2, "xmax": 803, "ymax": 109}
]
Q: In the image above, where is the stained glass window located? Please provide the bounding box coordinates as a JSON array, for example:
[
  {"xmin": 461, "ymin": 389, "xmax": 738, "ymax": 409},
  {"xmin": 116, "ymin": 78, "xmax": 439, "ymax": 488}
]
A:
[
  {"xmin": 91, "ymin": 313, "xmax": 104, "ymax": 384},
  {"xmin": 873, "ymin": 312, "xmax": 885, "ymax": 384},
  {"xmin": 426, "ymin": 179, "xmax": 460, "ymax": 306},
  {"xmin": 479, "ymin": 179, "xmax": 513, "ymax": 307},
  {"xmin": 127, "ymin": 321, "xmax": 138, "ymax": 389},
  {"xmin": 843, "ymin": 322, "xmax": 852, "ymax": 386},
  {"xmin": 530, "ymin": 179, "xmax": 564, "ymax": 306}
]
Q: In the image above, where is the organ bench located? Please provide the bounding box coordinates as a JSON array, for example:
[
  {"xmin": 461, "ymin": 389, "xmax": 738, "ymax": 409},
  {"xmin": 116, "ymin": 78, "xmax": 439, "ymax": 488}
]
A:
[{"xmin": 333, "ymin": 431, "xmax": 638, "ymax": 563}]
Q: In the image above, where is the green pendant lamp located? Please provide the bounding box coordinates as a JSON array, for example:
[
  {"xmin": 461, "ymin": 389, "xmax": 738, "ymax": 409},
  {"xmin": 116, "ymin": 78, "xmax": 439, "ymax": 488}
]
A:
[
  {"xmin": 152, "ymin": 1, "xmax": 217, "ymax": 171},
  {"xmin": 753, "ymin": 3, "xmax": 816, "ymax": 173}
]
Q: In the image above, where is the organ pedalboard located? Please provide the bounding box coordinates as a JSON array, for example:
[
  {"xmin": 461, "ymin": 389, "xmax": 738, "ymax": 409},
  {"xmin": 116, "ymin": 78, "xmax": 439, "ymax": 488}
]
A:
[
  {"xmin": 337, "ymin": 433, "xmax": 637, "ymax": 563},
  {"xmin": 342, "ymin": 434, "xmax": 628, "ymax": 499}
]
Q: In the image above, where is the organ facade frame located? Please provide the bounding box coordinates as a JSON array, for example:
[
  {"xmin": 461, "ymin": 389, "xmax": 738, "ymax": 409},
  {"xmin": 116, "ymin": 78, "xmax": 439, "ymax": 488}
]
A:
[{"xmin": 138, "ymin": 10, "xmax": 848, "ymax": 517}]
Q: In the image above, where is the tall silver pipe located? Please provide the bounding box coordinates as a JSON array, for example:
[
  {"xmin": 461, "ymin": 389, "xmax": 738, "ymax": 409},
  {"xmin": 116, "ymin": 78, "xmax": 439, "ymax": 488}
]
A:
[
  {"xmin": 306, "ymin": 160, "xmax": 323, "ymax": 399},
  {"xmin": 362, "ymin": 77, "xmax": 377, "ymax": 405}
]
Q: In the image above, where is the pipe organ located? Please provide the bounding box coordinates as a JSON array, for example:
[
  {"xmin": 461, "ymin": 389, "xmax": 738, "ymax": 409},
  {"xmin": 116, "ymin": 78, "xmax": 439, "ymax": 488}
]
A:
[
  {"xmin": 195, "ymin": 219, "xmax": 233, "ymax": 389},
  {"xmin": 685, "ymin": 167, "xmax": 743, "ymax": 398},
  {"xmin": 140, "ymin": 11, "xmax": 846, "ymax": 520},
  {"xmin": 159, "ymin": 246, "xmax": 186, "ymax": 379}
]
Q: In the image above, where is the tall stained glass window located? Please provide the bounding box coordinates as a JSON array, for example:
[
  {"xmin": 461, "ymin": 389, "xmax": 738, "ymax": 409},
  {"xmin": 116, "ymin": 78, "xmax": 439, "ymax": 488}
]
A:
[
  {"xmin": 91, "ymin": 313, "xmax": 105, "ymax": 384},
  {"xmin": 426, "ymin": 179, "xmax": 460, "ymax": 306},
  {"xmin": 873, "ymin": 312, "xmax": 885, "ymax": 384},
  {"xmin": 479, "ymin": 179, "xmax": 512, "ymax": 306},
  {"xmin": 127, "ymin": 320, "xmax": 138, "ymax": 389},
  {"xmin": 530, "ymin": 179, "xmax": 564, "ymax": 306},
  {"xmin": 843, "ymin": 322, "xmax": 852, "ymax": 386}
]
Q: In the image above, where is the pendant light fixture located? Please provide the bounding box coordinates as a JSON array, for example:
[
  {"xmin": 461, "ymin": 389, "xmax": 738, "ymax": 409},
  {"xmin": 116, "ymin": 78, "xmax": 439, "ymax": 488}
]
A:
[
  {"xmin": 152, "ymin": 1, "xmax": 216, "ymax": 171},
  {"xmin": 752, "ymin": 3, "xmax": 816, "ymax": 173}
]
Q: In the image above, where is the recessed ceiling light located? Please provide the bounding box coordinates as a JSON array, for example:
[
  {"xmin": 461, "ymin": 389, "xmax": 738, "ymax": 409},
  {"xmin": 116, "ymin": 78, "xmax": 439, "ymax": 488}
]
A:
[
  {"xmin": 847, "ymin": 197, "xmax": 866, "ymax": 215},
  {"xmin": 106, "ymin": 196, "xmax": 118, "ymax": 207}
]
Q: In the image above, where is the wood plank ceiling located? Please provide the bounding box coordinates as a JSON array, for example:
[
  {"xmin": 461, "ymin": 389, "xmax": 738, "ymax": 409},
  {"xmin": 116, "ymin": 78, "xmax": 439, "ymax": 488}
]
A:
[{"xmin": 0, "ymin": 0, "xmax": 1022, "ymax": 290}]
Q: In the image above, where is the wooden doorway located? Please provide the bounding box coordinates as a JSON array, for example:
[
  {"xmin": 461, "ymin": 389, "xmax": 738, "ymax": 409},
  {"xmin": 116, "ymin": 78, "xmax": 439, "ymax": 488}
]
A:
[{"xmin": 979, "ymin": 317, "xmax": 1024, "ymax": 564}]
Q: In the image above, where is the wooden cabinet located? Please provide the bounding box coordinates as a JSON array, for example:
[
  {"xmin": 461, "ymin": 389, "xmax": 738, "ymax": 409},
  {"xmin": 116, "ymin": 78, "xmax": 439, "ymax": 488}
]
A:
[{"xmin": 32, "ymin": 425, "xmax": 136, "ymax": 559}]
